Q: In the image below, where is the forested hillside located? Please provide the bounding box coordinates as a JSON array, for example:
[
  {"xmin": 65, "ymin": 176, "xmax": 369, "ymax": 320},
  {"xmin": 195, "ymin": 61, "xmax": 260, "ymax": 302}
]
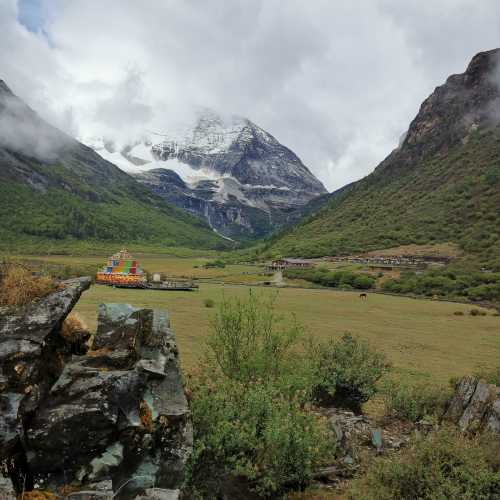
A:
[
  {"xmin": 0, "ymin": 81, "xmax": 227, "ymax": 252},
  {"xmin": 268, "ymin": 49, "xmax": 500, "ymax": 269}
]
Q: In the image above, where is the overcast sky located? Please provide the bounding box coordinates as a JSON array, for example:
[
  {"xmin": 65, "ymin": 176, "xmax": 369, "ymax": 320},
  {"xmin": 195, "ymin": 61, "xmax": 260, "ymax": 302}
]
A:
[{"xmin": 1, "ymin": 0, "xmax": 500, "ymax": 190}]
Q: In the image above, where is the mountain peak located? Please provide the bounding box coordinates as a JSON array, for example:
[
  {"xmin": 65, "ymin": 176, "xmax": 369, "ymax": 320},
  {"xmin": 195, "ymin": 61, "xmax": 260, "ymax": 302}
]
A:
[
  {"xmin": 463, "ymin": 48, "xmax": 500, "ymax": 83},
  {"xmin": 0, "ymin": 80, "xmax": 12, "ymax": 95},
  {"xmin": 390, "ymin": 48, "xmax": 500, "ymax": 169},
  {"xmin": 93, "ymin": 108, "xmax": 328, "ymax": 239}
]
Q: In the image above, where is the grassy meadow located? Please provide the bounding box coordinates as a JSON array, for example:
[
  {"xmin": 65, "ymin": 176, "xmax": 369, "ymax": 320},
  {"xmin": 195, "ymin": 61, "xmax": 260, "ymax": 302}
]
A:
[
  {"xmin": 5, "ymin": 252, "xmax": 499, "ymax": 383},
  {"xmin": 7, "ymin": 253, "xmax": 266, "ymax": 283},
  {"xmin": 73, "ymin": 281, "xmax": 500, "ymax": 384}
]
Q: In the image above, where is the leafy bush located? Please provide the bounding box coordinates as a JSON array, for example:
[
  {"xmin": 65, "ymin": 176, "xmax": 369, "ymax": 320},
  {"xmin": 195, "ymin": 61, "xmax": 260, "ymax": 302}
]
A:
[
  {"xmin": 470, "ymin": 308, "xmax": 487, "ymax": 316},
  {"xmin": 311, "ymin": 334, "xmax": 389, "ymax": 410},
  {"xmin": 187, "ymin": 292, "xmax": 334, "ymax": 497},
  {"xmin": 284, "ymin": 267, "xmax": 375, "ymax": 290},
  {"xmin": 207, "ymin": 291, "xmax": 304, "ymax": 386},
  {"xmin": 381, "ymin": 380, "xmax": 451, "ymax": 422},
  {"xmin": 188, "ymin": 377, "xmax": 333, "ymax": 497},
  {"xmin": 383, "ymin": 267, "xmax": 500, "ymax": 302},
  {"xmin": 203, "ymin": 298, "xmax": 215, "ymax": 308},
  {"xmin": 203, "ymin": 259, "xmax": 226, "ymax": 268},
  {"xmin": 349, "ymin": 427, "xmax": 500, "ymax": 499}
]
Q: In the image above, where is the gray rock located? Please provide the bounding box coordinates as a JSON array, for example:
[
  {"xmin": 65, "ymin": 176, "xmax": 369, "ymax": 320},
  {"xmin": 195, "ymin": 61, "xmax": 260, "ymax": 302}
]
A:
[
  {"xmin": 134, "ymin": 488, "xmax": 180, "ymax": 500},
  {"xmin": 24, "ymin": 304, "xmax": 192, "ymax": 499},
  {"xmin": 370, "ymin": 428, "xmax": 383, "ymax": 452},
  {"xmin": 0, "ymin": 277, "xmax": 91, "ymax": 462},
  {"xmin": 0, "ymin": 474, "xmax": 16, "ymax": 499},
  {"xmin": 444, "ymin": 376, "xmax": 500, "ymax": 435},
  {"xmin": 66, "ymin": 480, "xmax": 114, "ymax": 499}
]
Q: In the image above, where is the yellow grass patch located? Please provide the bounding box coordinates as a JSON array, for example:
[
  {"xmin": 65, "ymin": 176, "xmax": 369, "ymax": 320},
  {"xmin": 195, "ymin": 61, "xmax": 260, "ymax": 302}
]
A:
[
  {"xmin": 363, "ymin": 243, "xmax": 463, "ymax": 259},
  {"xmin": 60, "ymin": 313, "xmax": 89, "ymax": 342},
  {"xmin": 20, "ymin": 491, "xmax": 58, "ymax": 500},
  {"xmin": 0, "ymin": 264, "xmax": 57, "ymax": 307}
]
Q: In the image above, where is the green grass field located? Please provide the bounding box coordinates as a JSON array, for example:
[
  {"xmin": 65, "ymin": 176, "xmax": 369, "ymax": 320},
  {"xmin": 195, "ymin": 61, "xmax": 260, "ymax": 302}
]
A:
[
  {"xmin": 5, "ymin": 252, "xmax": 499, "ymax": 383},
  {"xmin": 7, "ymin": 253, "xmax": 266, "ymax": 282},
  {"xmin": 73, "ymin": 282, "xmax": 500, "ymax": 384}
]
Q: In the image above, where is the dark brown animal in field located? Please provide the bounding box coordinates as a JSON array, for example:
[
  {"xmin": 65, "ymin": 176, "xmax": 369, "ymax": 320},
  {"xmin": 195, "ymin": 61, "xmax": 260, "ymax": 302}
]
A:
[{"xmin": 359, "ymin": 293, "xmax": 367, "ymax": 299}]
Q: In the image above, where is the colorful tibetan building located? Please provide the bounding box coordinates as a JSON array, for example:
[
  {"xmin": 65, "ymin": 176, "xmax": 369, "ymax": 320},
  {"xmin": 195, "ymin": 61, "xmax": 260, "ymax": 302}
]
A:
[{"xmin": 96, "ymin": 249, "xmax": 145, "ymax": 287}]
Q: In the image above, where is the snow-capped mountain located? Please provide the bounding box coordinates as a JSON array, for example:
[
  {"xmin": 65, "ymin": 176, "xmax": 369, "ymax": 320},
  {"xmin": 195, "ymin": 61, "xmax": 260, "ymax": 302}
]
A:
[{"xmin": 86, "ymin": 109, "xmax": 327, "ymax": 239}]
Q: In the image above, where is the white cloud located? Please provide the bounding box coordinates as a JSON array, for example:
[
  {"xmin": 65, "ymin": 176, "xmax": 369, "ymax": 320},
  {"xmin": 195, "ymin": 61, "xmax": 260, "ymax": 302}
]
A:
[{"xmin": 1, "ymin": 0, "xmax": 500, "ymax": 190}]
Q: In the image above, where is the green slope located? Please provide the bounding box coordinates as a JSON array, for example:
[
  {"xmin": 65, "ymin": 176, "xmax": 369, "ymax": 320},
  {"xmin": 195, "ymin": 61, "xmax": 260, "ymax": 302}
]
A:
[
  {"xmin": 0, "ymin": 81, "xmax": 227, "ymax": 253},
  {"xmin": 268, "ymin": 49, "xmax": 500, "ymax": 268}
]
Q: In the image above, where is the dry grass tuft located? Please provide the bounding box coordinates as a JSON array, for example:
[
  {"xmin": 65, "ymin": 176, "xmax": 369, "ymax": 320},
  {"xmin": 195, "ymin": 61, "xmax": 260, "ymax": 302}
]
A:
[
  {"xmin": 0, "ymin": 263, "xmax": 58, "ymax": 307},
  {"xmin": 139, "ymin": 399, "xmax": 154, "ymax": 432},
  {"xmin": 20, "ymin": 491, "xmax": 58, "ymax": 500},
  {"xmin": 60, "ymin": 313, "xmax": 89, "ymax": 342}
]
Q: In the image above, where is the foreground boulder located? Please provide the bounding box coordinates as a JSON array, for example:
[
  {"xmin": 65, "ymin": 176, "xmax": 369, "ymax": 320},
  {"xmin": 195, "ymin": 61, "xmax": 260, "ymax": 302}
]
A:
[
  {"xmin": 1, "ymin": 295, "xmax": 192, "ymax": 499},
  {"xmin": 444, "ymin": 376, "xmax": 500, "ymax": 435},
  {"xmin": 0, "ymin": 278, "xmax": 91, "ymax": 468}
]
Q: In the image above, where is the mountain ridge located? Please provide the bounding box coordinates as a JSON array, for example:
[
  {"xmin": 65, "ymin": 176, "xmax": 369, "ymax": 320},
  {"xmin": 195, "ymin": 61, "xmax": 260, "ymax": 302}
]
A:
[
  {"xmin": 87, "ymin": 109, "xmax": 327, "ymax": 240},
  {"xmin": 0, "ymin": 80, "xmax": 228, "ymax": 252},
  {"xmin": 267, "ymin": 49, "xmax": 500, "ymax": 268}
]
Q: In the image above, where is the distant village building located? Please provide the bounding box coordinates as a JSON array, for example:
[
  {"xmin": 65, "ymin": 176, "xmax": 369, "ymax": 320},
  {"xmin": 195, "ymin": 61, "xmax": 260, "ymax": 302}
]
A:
[
  {"xmin": 267, "ymin": 258, "xmax": 313, "ymax": 271},
  {"xmin": 328, "ymin": 254, "xmax": 449, "ymax": 270}
]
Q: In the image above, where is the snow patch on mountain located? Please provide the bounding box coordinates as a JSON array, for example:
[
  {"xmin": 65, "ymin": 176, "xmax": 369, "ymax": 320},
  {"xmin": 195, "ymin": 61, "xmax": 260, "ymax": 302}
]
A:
[
  {"xmin": 87, "ymin": 133, "xmax": 226, "ymax": 184},
  {"xmin": 84, "ymin": 108, "xmax": 327, "ymax": 239}
]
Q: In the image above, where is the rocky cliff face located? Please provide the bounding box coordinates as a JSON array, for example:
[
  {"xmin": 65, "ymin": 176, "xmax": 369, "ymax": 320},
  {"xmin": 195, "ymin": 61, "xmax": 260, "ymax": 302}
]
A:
[
  {"xmin": 90, "ymin": 110, "xmax": 327, "ymax": 240},
  {"xmin": 378, "ymin": 48, "xmax": 500, "ymax": 174},
  {"xmin": 0, "ymin": 281, "xmax": 192, "ymax": 499}
]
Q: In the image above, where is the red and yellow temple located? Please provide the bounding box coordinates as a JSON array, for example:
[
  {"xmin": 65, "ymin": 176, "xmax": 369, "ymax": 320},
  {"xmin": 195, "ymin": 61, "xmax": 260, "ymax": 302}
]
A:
[{"xmin": 96, "ymin": 249, "xmax": 145, "ymax": 287}]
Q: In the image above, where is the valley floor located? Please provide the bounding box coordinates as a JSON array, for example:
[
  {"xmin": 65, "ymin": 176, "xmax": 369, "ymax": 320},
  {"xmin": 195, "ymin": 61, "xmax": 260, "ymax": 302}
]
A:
[
  {"xmin": 6, "ymin": 253, "xmax": 499, "ymax": 383},
  {"xmin": 73, "ymin": 281, "xmax": 499, "ymax": 384}
]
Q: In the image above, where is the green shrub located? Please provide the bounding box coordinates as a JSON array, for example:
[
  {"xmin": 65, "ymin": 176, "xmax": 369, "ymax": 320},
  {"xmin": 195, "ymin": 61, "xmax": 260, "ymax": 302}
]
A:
[
  {"xmin": 187, "ymin": 377, "xmax": 333, "ymax": 497},
  {"xmin": 203, "ymin": 259, "xmax": 226, "ymax": 268},
  {"xmin": 283, "ymin": 268, "xmax": 375, "ymax": 290},
  {"xmin": 311, "ymin": 334, "xmax": 389, "ymax": 410},
  {"xmin": 453, "ymin": 310, "xmax": 464, "ymax": 316},
  {"xmin": 207, "ymin": 291, "xmax": 304, "ymax": 386},
  {"xmin": 381, "ymin": 380, "xmax": 451, "ymax": 422},
  {"xmin": 470, "ymin": 308, "xmax": 487, "ymax": 316},
  {"xmin": 187, "ymin": 292, "xmax": 334, "ymax": 497},
  {"xmin": 382, "ymin": 267, "xmax": 500, "ymax": 302},
  {"xmin": 203, "ymin": 298, "xmax": 215, "ymax": 308},
  {"xmin": 349, "ymin": 427, "xmax": 500, "ymax": 499}
]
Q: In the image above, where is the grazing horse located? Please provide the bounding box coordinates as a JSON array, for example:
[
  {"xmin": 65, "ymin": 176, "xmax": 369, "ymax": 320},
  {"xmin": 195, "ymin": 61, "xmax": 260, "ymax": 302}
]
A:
[{"xmin": 359, "ymin": 293, "xmax": 367, "ymax": 299}]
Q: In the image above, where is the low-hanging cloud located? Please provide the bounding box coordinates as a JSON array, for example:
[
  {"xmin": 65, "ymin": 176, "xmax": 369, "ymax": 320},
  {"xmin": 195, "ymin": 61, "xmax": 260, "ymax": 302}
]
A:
[
  {"xmin": 1, "ymin": 0, "xmax": 500, "ymax": 190},
  {"xmin": 0, "ymin": 90, "xmax": 70, "ymax": 161}
]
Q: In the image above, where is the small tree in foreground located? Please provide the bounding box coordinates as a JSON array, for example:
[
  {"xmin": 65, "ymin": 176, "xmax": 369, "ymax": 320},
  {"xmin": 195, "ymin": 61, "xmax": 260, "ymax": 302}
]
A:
[
  {"xmin": 187, "ymin": 291, "xmax": 334, "ymax": 497},
  {"xmin": 188, "ymin": 378, "xmax": 333, "ymax": 497},
  {"xmin": 187, "ymin": 292, "xmax": 392, "ymax": 496},
  {"xmin": 207, "ymin": 291, "xmax": 304, "ymax": 385}
]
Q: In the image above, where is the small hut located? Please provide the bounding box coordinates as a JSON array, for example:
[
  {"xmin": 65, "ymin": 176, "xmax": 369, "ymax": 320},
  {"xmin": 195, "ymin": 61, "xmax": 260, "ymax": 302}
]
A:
[{"xmin": 267, "ymin": 258, "xmax": 313, "ymax": 271}]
